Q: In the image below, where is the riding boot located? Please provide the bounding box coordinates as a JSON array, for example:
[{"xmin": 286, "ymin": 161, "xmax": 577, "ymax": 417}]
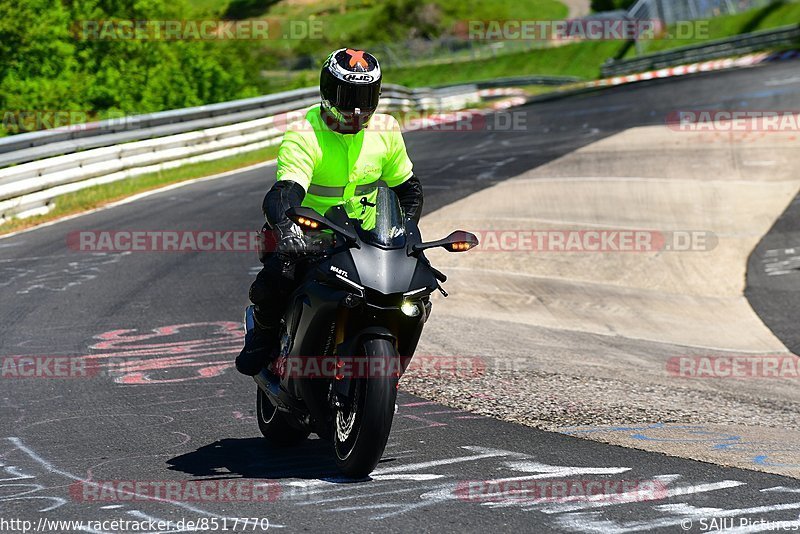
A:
[{"xmin": 235, "ymin": 305, "xmax": 279, "ymax": 376}]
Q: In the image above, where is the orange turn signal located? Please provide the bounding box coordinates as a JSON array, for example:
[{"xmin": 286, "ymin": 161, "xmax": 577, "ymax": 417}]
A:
[
  {"xmin": 450, "ymin": 242, "xmax": 473, "ymax": 251},
  {"xmin": 296, "ymin": 217, "xmax": 319, "ymax": 229}
]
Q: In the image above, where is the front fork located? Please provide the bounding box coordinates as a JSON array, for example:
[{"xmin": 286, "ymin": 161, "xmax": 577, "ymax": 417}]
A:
[{"xmin": 329, "ymin": 334, "xmax": 402, "ymax": 412}]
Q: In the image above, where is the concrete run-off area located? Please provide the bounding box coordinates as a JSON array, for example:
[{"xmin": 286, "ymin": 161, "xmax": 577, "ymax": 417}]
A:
[{"xmin": 410, "ymin": 118, "xmax": 800, "ymax": 478}]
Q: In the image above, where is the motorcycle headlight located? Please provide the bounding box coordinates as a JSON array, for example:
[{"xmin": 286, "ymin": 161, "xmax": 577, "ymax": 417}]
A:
[{"xmin": 400, "ymin": 300, "xmax": 421, "ymax": 317}]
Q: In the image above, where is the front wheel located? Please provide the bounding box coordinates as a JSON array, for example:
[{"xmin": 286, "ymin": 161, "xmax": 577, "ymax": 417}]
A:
[
  {"xmin": 333, "ymin": 338, "xmax": 399, "ymax": 478},
  {"xmin": 256, "ymin": 387, "xmax": 310, "ymax": 445}
]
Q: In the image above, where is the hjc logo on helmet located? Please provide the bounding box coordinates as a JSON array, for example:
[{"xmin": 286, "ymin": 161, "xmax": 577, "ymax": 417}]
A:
[{"xmin": 343, "ymin": 73, "xmax": 373, "ymax": 83}]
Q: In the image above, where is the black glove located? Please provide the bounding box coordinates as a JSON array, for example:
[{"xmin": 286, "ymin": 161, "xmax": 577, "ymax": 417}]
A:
[
  {"xmin": 263, "ymin": 180, "xmax": 308, "ymax": 258},
  {"xmin": 274, "ymin": 218, "xmax": 306, "ymax": 257}
]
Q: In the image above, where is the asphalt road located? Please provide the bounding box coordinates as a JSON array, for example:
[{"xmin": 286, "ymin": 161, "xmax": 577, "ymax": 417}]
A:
[
  {"xmin": 746, "ymin": 187, "xmax": 800, "ymax": 355},
  {"xmin": 2, "ymin": 59, "xmax": 800, "ymax": 533}
]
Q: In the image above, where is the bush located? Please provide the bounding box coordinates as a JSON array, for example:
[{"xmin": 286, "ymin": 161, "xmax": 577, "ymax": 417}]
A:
[
  {"xmin": 224, "ymin": 0, "xmax": 280, "ymax": 20},
  {"xmin": 369, "ymin": 0, "xmax": 446, "ymax": 41},
  {"xmin": 590, "ymin": 0, "xmax": 637, "ymax": 13},
  {"xmin": 0, "ymin": 0, "xmax": 262, "ymax": 133}
]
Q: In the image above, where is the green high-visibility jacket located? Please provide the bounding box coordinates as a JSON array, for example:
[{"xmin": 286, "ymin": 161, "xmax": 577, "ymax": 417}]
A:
[{"xmin": 275, "ymin": 105, "xmax": 414, "ymax": 218}]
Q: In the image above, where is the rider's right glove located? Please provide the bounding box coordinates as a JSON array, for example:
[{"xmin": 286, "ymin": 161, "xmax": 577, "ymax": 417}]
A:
[{"xmin": 274, "ymin": 218, "xmax": 307, "ymax": 257}]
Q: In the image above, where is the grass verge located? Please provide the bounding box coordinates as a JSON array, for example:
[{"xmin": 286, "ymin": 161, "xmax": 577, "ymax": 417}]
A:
[
  {"xmin": 190, "ymin": 0, "xmax": 567, "ymax": 66},
  {"xmin": 386, "ymin": 40, "xmax": 625, "ymax": 86},
  {"xmin": 383, "ymin": 2, "xmax": 800, "ymax": 87},
  {"xmin": 0, "ymin": 145, "xmax": 279, "ymax": 236}
]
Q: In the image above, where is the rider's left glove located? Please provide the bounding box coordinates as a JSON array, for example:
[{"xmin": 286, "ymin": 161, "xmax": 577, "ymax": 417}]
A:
[{"xmin": 274, "ymin": 218, "xmax": 307, "ymax": 257}]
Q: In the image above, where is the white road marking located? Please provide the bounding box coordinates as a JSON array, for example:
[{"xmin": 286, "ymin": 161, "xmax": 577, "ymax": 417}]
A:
[
  {"xmin": 764, "ymin": 76, "xmax": 800, "ymax": 86},
  {"xmin": 0, "ymin": 461, "xmax": 66, "ymax": 512},
  {"xmin": 373, "ymin": 473, "xmax": 445, "ymax": 481},
  {"xmin": 762, "ymin": 486, "xmax": 800, "ymax": 493},
  {"xmin": 556, "ymin": 500, "xmax": 800, "ymax": 533},
  {"xmin": 501, "ymin": 461, "xmax": 631, "ymax": 477},
  {"xmin": 654, "ymin": 474, "xmax": 683, "ymax": 484},
  {"xmin": 542, "ymin": 480, "xmax": 745, "ymax": 513},
  {"xmin": 296, "ymin": 485, "xmax": 441, "ymax": 507},
  {"xmin": 371, "ymin": 446, "xmax": 519, "ymax": 475},
  {"xmin": 7, "ymin": 437, "xmax": 256, "ymax": 523}
]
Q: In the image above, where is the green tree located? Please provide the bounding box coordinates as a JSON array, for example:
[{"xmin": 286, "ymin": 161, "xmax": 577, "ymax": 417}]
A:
[{"xmin": 0, "ymin": 0, "xmax": 262, "ymax": 132}]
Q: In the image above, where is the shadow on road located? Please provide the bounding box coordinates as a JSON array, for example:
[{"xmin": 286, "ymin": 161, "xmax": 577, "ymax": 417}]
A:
[
  {"xmin": 166, "ymin": 437, "xmax": 396, "ymax": 481},
  {"xmin": 166, "ymin": 437, "xmax": 340, "ymax": 479}
]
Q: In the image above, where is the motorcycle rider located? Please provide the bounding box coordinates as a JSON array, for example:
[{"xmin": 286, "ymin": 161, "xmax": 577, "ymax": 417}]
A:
[{"xmin": 236, "ymin": 48, "xmax": 424, "ymax": 375}]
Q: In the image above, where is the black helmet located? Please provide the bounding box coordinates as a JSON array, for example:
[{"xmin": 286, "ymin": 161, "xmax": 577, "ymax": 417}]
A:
[{"xmin": 320, "ymin": 48, "xmax": 382, "ymax": 134}]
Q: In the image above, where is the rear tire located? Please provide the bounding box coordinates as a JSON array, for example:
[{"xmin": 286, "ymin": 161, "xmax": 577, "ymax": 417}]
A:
[
  {"xmin": 256, "ymin": 387, "xmax": 310, "ymax": 445},
  {"xmin": 333, "ymin": 338, "xmax": 398, "ymax": 478}
]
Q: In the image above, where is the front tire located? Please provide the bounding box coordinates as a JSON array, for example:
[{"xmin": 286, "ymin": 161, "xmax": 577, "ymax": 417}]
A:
[
  {"xmin": 333, "ymin": 338, "xmax": 398, "ymax": 478},
  {"xmin": 256, "ymin": 387, "xmax": 310, "ymax": 445}
]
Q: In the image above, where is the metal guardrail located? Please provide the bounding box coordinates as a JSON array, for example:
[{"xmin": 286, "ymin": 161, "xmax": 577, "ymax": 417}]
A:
[
  {"xmin": 0, "ymin": 87, "xmax": 318, "ymax": 156},
  {"xmin": 601, "ymin": 23, "xmax": 800, "ymax": 77},
  {"xmin": 0, "ymin": 84, "xmax": 481, "ymax": 223},
  {"xmin": 0, "ymin": 84, "xmax": 448, "ymax": 167}
]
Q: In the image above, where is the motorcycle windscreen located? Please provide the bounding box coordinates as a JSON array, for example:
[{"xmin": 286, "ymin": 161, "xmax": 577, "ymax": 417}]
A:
[{"xmin": 343, "ymin": 186, "xmax": 406, "ymax": 248}]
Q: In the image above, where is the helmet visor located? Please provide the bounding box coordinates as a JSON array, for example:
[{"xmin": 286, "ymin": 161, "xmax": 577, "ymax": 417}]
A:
[{"xmin": 330, "ymin": 81, "xmax": 381, "ymax": 112}]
